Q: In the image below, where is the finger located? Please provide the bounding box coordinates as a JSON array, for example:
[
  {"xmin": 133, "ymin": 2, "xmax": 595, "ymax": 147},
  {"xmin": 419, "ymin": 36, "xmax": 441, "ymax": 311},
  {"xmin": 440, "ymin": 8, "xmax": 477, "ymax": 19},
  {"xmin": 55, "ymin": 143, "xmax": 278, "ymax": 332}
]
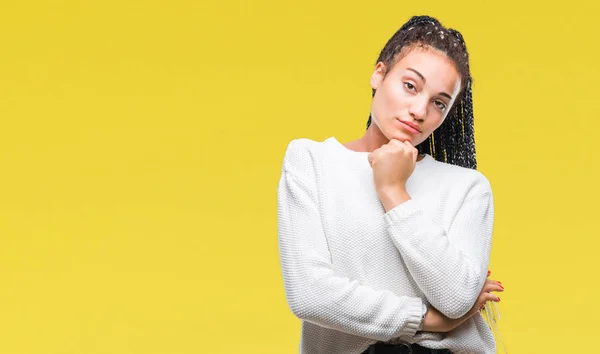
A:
[
  {"xmin": 483, "ymin": 278, "xmax": 503, "ymax": 288},
  {"xmin": 476, "ymin": 293, "xmax": 500, "ymax": 311},
  {"xmin": 479, "ymin": 292, "xmax": 501, "ymax": 305},
  {"xmin": 484, "ymin": 293, "xmax": 501, "ymax": 302},
  {"xmin": 484, "ymin": 278, "xmax": 501, "ymax": 286},
  {"xmin": 484, "ymin": 278, "xmax": 504, "ymax": 288},
  {"xmin": 482, "ymin": 282, "xmax": 504, "ymax": 293},
  {"xmin": 402, "ymin": 141, "xmax": 418, "ymax": 156},
  {"xmin": 482, "ymin": 279, "xmax": 498, "ymax": 289},
  {"xmin": 410, "ymin": 146, "xmax": 418, "ymax": 160},
  {"xmin": 388, "ymin": 139, "xmax": 403, "ymax": 147},
  {"xmin": 391, "ymin": 140, "xmax": 413, "ymax": 153}
]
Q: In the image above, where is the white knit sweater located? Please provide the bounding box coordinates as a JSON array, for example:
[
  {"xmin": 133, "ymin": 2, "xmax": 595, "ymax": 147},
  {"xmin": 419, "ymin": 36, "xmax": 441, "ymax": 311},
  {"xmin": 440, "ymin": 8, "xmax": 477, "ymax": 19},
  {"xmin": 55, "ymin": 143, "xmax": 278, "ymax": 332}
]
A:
[{"xmin": 277, "ymin": 137, "xmax": 497, "ymax": 354}]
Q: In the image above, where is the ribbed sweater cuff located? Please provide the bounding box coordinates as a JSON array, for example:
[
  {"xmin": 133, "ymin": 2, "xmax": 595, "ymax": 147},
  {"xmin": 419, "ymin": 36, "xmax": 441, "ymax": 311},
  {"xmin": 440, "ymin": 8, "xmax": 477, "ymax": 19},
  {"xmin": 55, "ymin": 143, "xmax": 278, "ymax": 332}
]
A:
[
  {"xmin": 384, "ymin": 199, "xmax": 418, "ymax": 226},
  {"xmin": 393, "ymin": 297, "xmax": 423, "ymax": 338}
]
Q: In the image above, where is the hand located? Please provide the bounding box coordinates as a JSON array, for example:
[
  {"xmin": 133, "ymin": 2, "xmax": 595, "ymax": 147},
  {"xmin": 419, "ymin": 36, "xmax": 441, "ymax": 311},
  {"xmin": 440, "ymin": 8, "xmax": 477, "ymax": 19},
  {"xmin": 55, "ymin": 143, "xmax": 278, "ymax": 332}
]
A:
[
  {"xmin": 469, "ymin": 278, "xmax": 503, "ymax": 315},
  {"xmin": 367, "ymin": 139, "xmax": 418, "ymax": 211},
  {"xmin": 422, "ymin": 275, "xmax": 503, "ymax": 333}
]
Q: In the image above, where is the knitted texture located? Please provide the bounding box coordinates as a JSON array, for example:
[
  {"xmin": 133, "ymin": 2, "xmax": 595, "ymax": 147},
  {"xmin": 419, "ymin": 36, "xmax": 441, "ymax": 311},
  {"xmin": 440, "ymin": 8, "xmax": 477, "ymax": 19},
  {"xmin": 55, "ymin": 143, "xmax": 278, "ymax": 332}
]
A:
[{"xmin": 277, "ymin": 137, "xmax": 496, "ymax": 354}]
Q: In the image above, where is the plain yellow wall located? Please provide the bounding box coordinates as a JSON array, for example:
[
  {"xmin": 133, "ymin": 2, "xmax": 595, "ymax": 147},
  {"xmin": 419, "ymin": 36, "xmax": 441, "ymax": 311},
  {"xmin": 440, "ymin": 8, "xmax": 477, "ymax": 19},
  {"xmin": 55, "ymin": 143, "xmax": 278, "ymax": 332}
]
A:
[{"xmin": 1, "ymin": 1, "xmax": 599, "ymax": 353}]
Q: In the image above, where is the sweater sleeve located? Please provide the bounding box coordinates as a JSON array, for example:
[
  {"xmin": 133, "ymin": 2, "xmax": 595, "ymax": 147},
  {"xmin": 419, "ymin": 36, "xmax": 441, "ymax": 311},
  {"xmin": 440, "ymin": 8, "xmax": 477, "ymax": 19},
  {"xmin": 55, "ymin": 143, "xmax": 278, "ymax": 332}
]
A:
[
  {"xmin": 384, "ymin": 181, "xmax": 494, "ymax": 319},
  {"xmin": 277, "ymin": 140, "xmax": 423, "ymax": 341}
]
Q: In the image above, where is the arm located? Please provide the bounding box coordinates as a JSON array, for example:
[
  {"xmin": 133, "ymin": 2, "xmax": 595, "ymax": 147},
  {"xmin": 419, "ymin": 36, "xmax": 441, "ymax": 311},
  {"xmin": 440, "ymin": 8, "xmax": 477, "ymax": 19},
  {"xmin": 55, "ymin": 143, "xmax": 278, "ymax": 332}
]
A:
[
  {"xmin": 277, "ymin": 141, "xmax": 423, "ymax": 341},
  {"xmin": 382, "ymin": 185, "xmax": 494, "ymax": 319}
]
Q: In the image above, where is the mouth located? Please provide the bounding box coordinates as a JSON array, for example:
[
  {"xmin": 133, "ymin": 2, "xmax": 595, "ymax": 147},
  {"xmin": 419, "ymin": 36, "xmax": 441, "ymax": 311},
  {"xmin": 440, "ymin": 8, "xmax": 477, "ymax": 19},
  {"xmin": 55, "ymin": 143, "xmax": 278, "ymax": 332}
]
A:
[{"xmin": 398, "ymin": 119, "xmax": 422, "ymax": 134}]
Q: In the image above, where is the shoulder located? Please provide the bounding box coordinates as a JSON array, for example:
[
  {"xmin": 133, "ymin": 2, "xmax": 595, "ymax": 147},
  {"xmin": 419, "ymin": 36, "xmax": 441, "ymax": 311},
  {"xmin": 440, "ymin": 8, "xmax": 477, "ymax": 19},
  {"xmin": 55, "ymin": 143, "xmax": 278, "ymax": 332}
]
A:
[
  {"xmin": 282, "ymin": 138, "xmax": 319, "ymax": 163},
  {"xmin": 281, "ymin": 137, "xmax": 331, "ymax": 173},
  {"xmin": 428, "ymin": 157, "xmax": 493, "ymax": 197}
]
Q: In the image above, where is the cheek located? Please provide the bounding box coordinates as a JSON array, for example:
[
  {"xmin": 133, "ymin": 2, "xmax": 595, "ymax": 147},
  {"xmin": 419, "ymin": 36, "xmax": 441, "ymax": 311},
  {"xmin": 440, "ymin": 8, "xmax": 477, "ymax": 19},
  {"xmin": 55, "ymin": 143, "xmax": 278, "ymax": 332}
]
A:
[
  {"xmin": 379, "ymin": 82, "xmax": 407, "ymax": 110},
  {"xmin": 424, "ymin": 114, "xmax": 446, "ymax": 133}
]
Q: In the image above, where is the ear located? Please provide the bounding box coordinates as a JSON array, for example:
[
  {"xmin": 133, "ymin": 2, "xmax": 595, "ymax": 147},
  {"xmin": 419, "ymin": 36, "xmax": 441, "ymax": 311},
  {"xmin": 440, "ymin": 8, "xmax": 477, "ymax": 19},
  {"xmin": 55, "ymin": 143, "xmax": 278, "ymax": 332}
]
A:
[{"xmin": 370, "ymin": 62, "xmax": 386, "ymax": 90}]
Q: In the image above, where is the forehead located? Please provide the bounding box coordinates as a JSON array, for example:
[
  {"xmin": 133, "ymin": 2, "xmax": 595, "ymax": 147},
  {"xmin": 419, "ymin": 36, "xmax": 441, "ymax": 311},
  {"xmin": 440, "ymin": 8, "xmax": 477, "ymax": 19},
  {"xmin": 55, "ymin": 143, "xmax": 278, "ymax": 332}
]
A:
[{"xmin": 391, "ymin": 48, "xmax": 461, "ymax": 94}]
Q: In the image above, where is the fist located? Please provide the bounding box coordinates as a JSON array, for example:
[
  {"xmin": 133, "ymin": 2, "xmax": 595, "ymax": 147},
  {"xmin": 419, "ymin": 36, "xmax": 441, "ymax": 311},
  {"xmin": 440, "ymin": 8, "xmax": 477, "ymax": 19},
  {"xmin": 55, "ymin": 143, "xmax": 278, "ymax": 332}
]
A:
[{"xmin": 367, "ymin": 139, "xmax": 418, "ymax": 209}]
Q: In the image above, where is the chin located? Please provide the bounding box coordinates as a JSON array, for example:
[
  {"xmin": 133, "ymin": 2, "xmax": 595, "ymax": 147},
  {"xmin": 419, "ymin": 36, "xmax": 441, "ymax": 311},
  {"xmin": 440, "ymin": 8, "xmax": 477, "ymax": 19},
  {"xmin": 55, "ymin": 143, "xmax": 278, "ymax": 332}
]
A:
[{"xmin": 390, "ymin": 134, "xmax": 413, "ymax": 144}]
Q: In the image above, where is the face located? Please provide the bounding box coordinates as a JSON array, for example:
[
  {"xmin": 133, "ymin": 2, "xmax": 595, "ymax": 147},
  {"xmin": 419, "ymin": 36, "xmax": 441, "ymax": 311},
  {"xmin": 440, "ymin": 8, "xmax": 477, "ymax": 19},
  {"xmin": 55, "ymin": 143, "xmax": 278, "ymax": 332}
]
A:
[{"xmin": 369, "ymin": 47, "xmax": 462, "ymax": 146}]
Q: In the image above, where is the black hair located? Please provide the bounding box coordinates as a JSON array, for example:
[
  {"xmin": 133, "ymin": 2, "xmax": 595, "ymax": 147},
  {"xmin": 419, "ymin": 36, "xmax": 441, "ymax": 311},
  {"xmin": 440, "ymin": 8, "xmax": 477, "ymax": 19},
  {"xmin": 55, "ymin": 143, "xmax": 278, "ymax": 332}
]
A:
[{"xmin": 367, "ymin": 15, "xmax": 477, "ymax": 169}]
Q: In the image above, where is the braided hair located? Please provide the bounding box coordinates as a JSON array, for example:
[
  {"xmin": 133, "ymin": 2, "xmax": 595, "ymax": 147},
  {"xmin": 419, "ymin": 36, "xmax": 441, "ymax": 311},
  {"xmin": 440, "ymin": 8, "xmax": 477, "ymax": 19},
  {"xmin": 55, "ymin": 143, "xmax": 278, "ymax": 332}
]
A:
[{"xmin": 367, "ymin": 15, "xmax": 477, "ymax": 169}]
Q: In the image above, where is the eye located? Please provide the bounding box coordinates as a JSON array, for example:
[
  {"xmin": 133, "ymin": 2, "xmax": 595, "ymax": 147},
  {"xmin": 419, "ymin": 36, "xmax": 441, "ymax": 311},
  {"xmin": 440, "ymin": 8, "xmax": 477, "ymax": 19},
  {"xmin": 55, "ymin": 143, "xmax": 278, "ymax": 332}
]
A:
[
  {"xmin": 434, "ymin": 100, "xmax": 447, "ymax": 111},
  {"xmin": 404, "ymin": 82, "xmax": 417, "ymax": 92}
]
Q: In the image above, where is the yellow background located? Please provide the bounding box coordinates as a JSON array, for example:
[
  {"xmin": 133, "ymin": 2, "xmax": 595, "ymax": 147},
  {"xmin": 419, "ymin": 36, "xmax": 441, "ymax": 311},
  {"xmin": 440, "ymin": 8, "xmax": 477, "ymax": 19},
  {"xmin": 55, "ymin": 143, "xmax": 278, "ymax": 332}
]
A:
[{"xmin": 0, "ymin": 1, "xmax": 598, "ymax": 353}]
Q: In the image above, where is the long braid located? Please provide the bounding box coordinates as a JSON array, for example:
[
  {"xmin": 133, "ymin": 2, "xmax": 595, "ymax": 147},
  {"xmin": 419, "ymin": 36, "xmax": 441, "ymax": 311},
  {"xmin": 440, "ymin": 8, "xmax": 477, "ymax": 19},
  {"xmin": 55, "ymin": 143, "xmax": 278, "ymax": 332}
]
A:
[{"xmin": 366, "ymin": 16, "xmax": 477, "ymax": 170}]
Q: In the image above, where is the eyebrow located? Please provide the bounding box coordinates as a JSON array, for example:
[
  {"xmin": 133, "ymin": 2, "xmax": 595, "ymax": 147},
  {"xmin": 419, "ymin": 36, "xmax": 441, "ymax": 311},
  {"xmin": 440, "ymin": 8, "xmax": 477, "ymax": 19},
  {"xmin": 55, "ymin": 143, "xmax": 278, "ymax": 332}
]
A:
[{"xmin": 406, "ymin": 68, "xmax": 453, "ymax": 100}]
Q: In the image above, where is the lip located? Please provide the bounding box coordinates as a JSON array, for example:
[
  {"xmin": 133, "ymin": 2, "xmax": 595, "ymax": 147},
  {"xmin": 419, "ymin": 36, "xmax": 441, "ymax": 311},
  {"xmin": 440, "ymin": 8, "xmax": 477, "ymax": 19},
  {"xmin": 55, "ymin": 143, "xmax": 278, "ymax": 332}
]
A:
[{"xmin": 398, "ymin": 119, "xmax": 422, "ymax": 134}]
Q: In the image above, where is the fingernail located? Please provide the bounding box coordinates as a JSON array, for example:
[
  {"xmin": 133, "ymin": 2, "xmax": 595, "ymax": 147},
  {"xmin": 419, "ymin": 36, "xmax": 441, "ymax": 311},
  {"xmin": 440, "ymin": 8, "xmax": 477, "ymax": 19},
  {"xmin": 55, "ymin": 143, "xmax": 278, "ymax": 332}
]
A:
[
  {"xmin": 497, "ymin": 297, "xmax": 501, "ymax": 302},
  {"xmin": 498, "ymin": 281, "xmax": 502, "ymax": 285},
  {"xmin": 487, "ymin": 270, "xmax": 491, "ymax": 276}
]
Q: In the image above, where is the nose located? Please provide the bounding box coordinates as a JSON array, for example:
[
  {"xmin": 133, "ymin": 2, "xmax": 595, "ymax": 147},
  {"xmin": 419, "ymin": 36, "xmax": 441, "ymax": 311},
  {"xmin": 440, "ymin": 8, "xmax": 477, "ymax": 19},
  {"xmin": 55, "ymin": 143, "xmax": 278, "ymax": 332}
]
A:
[{"xmin": 409, "ymin": 95, "xmax": 427, "ymax": 121}]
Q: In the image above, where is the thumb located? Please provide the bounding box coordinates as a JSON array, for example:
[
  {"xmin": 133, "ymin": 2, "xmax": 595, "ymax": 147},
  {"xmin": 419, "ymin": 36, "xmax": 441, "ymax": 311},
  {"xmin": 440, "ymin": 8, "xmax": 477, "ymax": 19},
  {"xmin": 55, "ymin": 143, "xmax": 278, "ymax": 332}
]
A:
[{"xmin": 407, "ymin": 143, "xmax": 418, "ymax": 162}]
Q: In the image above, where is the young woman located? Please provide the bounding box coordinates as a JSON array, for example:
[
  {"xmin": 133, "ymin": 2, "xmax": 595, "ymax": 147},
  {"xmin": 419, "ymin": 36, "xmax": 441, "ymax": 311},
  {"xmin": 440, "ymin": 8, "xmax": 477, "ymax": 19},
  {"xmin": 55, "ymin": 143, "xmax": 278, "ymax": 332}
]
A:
[{"xmin": 277, "ymin": 15, "xmax": 503, "ymax": 354}]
